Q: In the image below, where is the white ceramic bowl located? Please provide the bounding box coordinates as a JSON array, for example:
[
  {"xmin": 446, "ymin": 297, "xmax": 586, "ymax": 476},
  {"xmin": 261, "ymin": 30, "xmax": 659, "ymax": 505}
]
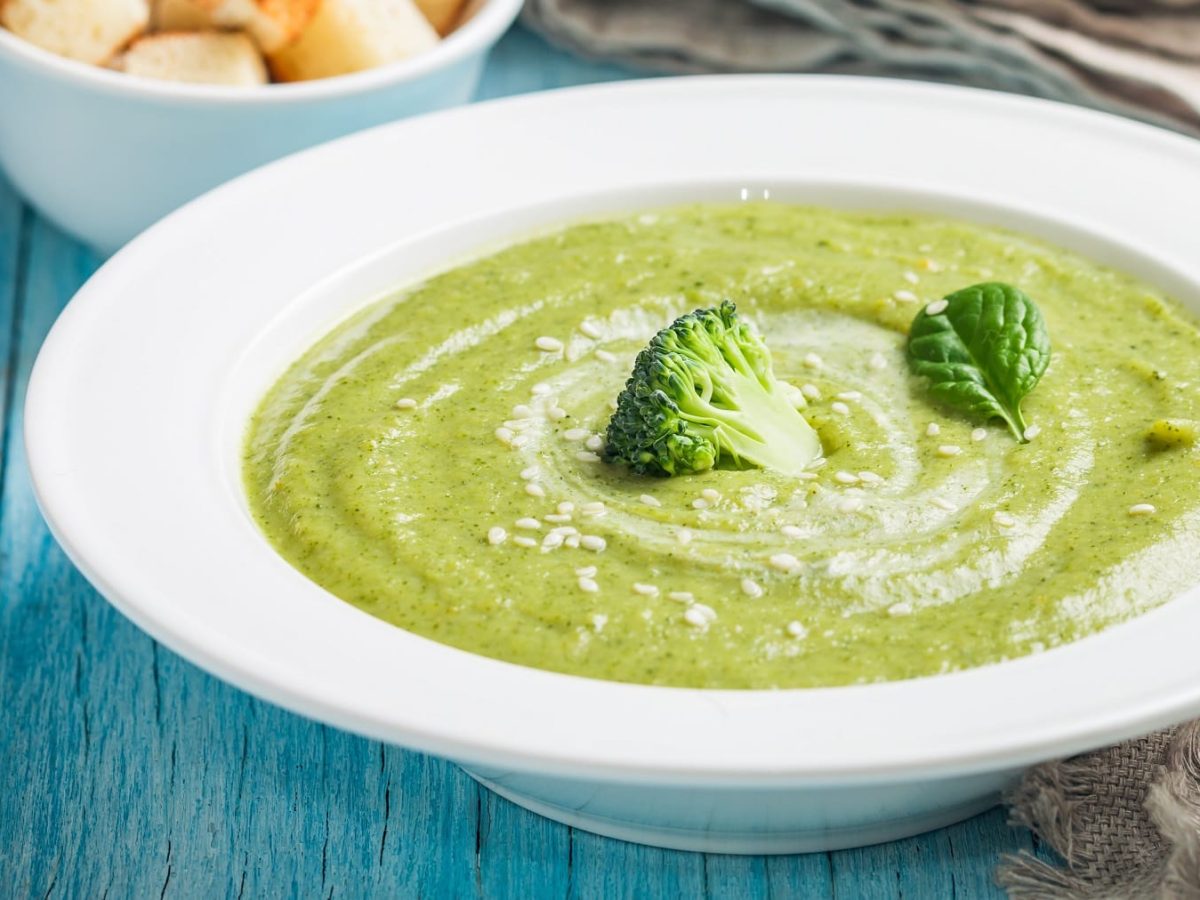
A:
[
  {"xmin": 25, "ymin": 76, "xmax": 1200, "ymax": 853},
  {"xmin": 0, "ymin": 0, "xmax": 521, "ymax": 255}
]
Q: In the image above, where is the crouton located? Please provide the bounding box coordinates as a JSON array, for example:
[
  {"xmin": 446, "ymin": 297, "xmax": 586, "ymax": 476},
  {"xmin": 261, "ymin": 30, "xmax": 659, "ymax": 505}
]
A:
[
  {"xmin": 116, "ymin": 31, "xmax": 267, "ymax": 84},
  {"xmin": 2, "ymin": 0, "xmax": 150, "ymax": 64},
  {"xmin": 151, "ymin": 0, "xmax": 316, "ymax": 53},
  {"xmin": 267, "ymin": 0, "xmax": 438, "ymax": 82},
  {"xmin": 413, "ymin": 0, "xmax": 465, "ymax": 35}
]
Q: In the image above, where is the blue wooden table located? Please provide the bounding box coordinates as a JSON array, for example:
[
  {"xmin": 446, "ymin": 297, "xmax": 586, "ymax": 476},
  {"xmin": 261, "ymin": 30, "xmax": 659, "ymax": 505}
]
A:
[{"xmin": 0, "ymin": 26, "xmax": 1057, "ymax": 898}]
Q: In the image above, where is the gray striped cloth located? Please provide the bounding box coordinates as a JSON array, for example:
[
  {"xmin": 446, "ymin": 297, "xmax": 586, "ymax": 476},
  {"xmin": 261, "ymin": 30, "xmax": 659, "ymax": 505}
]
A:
[{"xmin": 522, "ymin": 0, "xmax": 1200, "ymax": 134}]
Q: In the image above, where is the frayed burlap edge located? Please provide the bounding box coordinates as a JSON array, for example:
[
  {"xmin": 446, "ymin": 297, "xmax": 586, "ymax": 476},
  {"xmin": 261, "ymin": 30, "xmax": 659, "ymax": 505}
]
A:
[{"xmin": 998, "ymin": 722, "xmax": 1200, "ymax": 899}]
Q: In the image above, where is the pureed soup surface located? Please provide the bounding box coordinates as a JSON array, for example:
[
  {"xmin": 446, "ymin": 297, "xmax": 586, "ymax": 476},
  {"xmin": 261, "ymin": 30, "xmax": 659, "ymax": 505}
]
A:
[{"xmin": 244, "ymin": 204, "xmax": 1200, "ymax": 689}]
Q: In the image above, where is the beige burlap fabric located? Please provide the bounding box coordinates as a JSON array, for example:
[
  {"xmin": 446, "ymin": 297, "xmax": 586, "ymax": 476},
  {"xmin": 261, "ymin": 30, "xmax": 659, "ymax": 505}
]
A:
[
  {"xmin": 522, "ymin": 0, "xmax": 1200, "ymax": 133},
  {"xmin": 1000, "ymin": 722, "xmax": 1200, "ymax": 898}
]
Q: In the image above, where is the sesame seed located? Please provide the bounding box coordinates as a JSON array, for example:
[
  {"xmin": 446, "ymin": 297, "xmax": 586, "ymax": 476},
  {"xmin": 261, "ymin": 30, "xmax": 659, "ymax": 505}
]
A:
[
  {"xmin": 770, "ymin": 552, "xmax": 801, "ymax": 573},
  {"xmin": 514, "ymin": 517, "xmax": 541, "ymax": 530},
  {"xmin": 542, "ymin": 532, "xmax": 564, "ymax": 549},
  {"xmin": 801, "ymin": 383, "xmax": 821, "ymax": 401},
  {"xmin": 1129, "ymin": 503, "xmax": 1156, "ymax": 516},
  {"xmin": 564, "ymin": 535, "xmax": 580, "ymax": 548},
  {"xmin": 781, "ymin": 525, "xmax": 803, "ymax": 539},
  {"xmin": 595, "ymin": 350, "xmax": 618, "ymax": 363},
  {"xmin": 926, "ymin": 422, "xmax": 941, "ymax": 437},
  {"xmin": 930, "ymin": 496, "xmax": 956, "ymax": 511},
  {"xmin": 591, "ymin": 613, "xmax": 607, "ymax": 632},
  {"xmin": 525, "ymin": 483, "xmax": 546, "ymax": 498},
  {"xmin": 576, "ymin": 451, "xmax": 601, "ymax": 463},
  {"xmin": 549, "ymin": 525, "xmax": 578, "ymax": 536},
  {"xmin": 579, "ymin": 321, "xmax": 603, "ymax": 339},
  {"xmin": 639, "ymin": 494, "xmax": 662, "ymax": 508},
  {"xmin": 668, "ymin": 591, "xmax": 695, "ymax": 604},
  {"xmin": 580, "ymin": 501, "xmax": 606, "ymax": 515},
  {"xmin": 786, "ymin": 621, "xmax": 808, "ymax": 639},
  {"xmin": 512, "ymin": 536, "xmax": 538, "ymax": 548},
  {"xmin": 971, "ymin": 428, "xmax": 988, "ymax": 442},
  {"xmin": 937, "ymin": 444, "xmax": 962, "ymax": 457},
  {"xmin": 557, "ymin": 501, "xmax": 575, "ymax": 514},
  {"xmin": 803, "ymin": 353, "xmax": 823, "ymax": 369},
  {"xmin": 530, "ymin": 383, "xmax": 552, "ymax": 396},
  {"xmin": 925, "ymin": 299, "xmax": 949, "ymax": 316},
  {"xmin": 838, "ymin": 497, "xmax": 864, "ymax": 513},
  {"xmin": 486, "ymin": 527, "xmax": 507, "ymax": 545},
  {"xmin": 394, "ymin": 397, "xmax": 418, "ymax": 410},
  {"xmin": 510, "ymin": 434, "xmax": 531, "ymax": 449},
  {"xmin": 677, "ymin": 529, "xmax": 694, "ymax": 545},
  {"xmin": 692, "ymin": 498, "xmax": 709, "ymax": 510},
  {"xmin": 578, "ymin": 576, "xmax": 599, "ymax": 593},
  {"xmin": 836, "ymin": 391, "xmax": 863, "ymax": 401},
  {"xmin": 535, "ymin": 336, "xmax": 564, "ymax": 352},
  {"xmin": 893, "ymin": 290, "xmax": 918, "ymax": 303},
  {"xmin": 857, "ymin": 471, "xmax": 883, "ymax": 484},
  {"xmin": 494, "ymin": 427, "xmax": 514, "ymax": 444},
  {"xmin": 684, "ymin": 604, "xmax": 717, "ymax": 627},
  {"xmin": 633, "ymin": 583, "xmax": 659, "ymax": 596},
  {"xmin": 585, "ymin": 435, "xmax": 604, "ymax": 452},
  {"xmin": 741, "ymin": 578, "xmax": 763, "ymax": 598},
  {"xmin": 519, "ymin": 466, "xmax": 539, "ymax": 480},
  {"xmin": 544, "ymin": 513, "xmax": 572, "ymax": 523},
  {"xmin": 831, "ymin": 401, "xmax": 850, "ymax": 415},
  {"xmin": 547, "ymin": 406, "xmax": 568, "ymax": 420},
  {"xmin": 903, "ymin": 271, "xmax": 920, "ymax": 285},
  {"xmin": 993, "ymin": 511, "xmax": 1017, "ymax": 528},
  {"xmin": 809, "ymin": 457, "xmax": 828, "ymax": 468},
  {"xmin": 580, "ymin": 535, "xmax": 607, "ymax": 552},
  {"xmin": 511, "ymin": 404, "xmax": 534, "ymax": 418},
  {"xmin": 575, "ymin": 565, "xmax": 597, "ymax": 577},
  {"xmin": 796, "ymin": 472, "xmax": 819, "ymax": 481},
  {"xmin": 888, "ymin": 602, "xmax": 913, "ymax": 617},
  {"xmin": 503, "ymin": 418, "xmax": 535, "ymax": 431},
  {"xmin": 1024, "ymin": 424, "xmax": 1042, "ymax": 440},
  {"xmin": 563, "ymin": 428, "xmax": 589, "ymax": 441},
  {"xmin": 834, "ymin": 471, "xmax": 859, "ymax": 484},
  {"xmin": 868, "ymin": 352, "xmax": 888, "ymax": 370},
  {"xmin": 701, "ymin": 488, "xmax": 721, "ymax": 502}
]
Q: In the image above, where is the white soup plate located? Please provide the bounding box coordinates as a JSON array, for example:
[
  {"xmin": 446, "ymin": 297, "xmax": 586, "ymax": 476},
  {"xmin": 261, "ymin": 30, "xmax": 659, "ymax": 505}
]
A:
[{"xmin": 25, "ymin": 77, "xmax": 1200, "ymax": 853}]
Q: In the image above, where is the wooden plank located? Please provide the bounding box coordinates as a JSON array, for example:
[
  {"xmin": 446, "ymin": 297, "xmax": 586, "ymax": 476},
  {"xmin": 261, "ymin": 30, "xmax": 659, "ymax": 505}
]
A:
[
  {"xmin": 479, "ymin": 792, "xmax": 571, "ymax": 897},
  {"xmin": 567, "ymin": 829, "xmax": 707, "ymax": 899},
  {"xmin": 764, "ymin": 851, "xmax": 836, "ymax": 897},
  {"xmin": 942, "ymin": 807, "xmax": 1040, "ymax": 899},
  {"xmin": 0, "ymin": 175, "xmax": 27, "ymax": 492},
  {"xmin": 0, "ymin": 216, "xmax": 103, "ymax": 897}
]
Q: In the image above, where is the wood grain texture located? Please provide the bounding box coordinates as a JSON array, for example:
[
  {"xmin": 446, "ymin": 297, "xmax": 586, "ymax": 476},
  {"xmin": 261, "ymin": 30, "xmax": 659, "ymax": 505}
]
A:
[{"xmin": 0, "ymin": 26, "xmax": 1053, "ymax": 899}]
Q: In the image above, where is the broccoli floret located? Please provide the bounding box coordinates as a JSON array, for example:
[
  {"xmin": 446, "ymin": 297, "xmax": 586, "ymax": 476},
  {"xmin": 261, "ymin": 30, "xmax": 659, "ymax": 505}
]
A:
[{"xmin": 603, "ymin": 301, "xmax": 823, "ymax": 477}]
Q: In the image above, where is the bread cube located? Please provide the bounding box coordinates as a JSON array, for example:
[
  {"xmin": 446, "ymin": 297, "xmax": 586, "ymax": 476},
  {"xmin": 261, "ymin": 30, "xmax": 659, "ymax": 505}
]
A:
[
  {"xmin": 2, "ymin": 0, "xmax": 150, "ymax": 64},
  {"xmin": 152, "ymin": 0, "xmax": 316, "ymax": 53},
  {"xmin": 268, "ymin": 0, "xmax": 438, "ymax": 82},
  {"xmin": 413, "ymin": 0, "xmax": 465, "ymax": 35},
  {"xmin": 117, "ymin": 30, "xmax": 267, "ymax": 84}
]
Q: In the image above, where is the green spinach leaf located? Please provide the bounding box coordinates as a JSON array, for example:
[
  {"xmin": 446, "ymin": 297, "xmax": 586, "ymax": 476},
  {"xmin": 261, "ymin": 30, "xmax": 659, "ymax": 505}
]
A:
[{"xmin": 907, "ymin": 282, "xmax": 1050, "ymax": 442}]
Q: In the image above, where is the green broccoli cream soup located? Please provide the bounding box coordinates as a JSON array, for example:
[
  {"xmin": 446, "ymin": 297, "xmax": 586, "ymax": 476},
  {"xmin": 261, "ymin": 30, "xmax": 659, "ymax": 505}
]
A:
[{"xmin": 244, "ymin": 204, "xmax": 1200, "ymax": 689}]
